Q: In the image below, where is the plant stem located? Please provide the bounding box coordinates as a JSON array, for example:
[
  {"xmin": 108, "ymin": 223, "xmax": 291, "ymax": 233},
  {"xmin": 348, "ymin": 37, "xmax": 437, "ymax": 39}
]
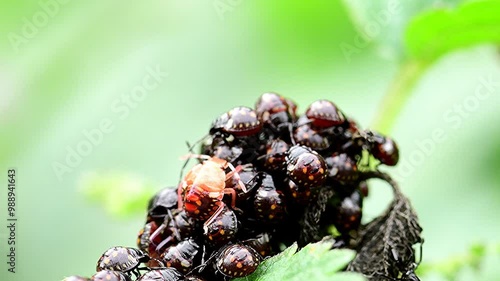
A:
[
  {"xmin": 360, "ymin": 170, "xmax": 402, "ymax": 197},
  {"xmin": 371, "ymin": 59, "xmax": 432, "ymax": 134}
]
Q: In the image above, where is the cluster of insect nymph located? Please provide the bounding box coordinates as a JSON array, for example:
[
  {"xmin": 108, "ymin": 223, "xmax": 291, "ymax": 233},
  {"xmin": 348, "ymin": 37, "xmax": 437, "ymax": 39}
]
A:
[{"xmin": 64, "ymin": 93, "xmax": 421, "ymax": 281}]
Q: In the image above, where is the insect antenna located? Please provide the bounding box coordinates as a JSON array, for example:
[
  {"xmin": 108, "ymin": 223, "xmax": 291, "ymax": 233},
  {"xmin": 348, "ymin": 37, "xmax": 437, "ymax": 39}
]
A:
[
  {"xmin": 186, "ymin": 245, "xmax": 221, "ymax": 275},
  {"xmin": 178, "ymin": 138, "xmax": 206, "ymax": 184}
]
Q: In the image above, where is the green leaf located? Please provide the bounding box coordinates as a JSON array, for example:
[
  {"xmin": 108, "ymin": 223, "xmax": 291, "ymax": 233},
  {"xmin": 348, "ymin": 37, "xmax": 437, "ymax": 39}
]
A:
[
  {"xmin": 405, "ymin": 0, "xmax": 500, "ymax": 61},
  {"xmin": 234, "ymin": 241, "xmax": 366, "ymax": 281},
  {"xmin": 373, "ymin": 0, "xmax": 500, "ymax": 133},
  {"xmin": 79, "ymin": 172, "xmax": 156, "ymax": 218},
  {"xmin": 341, "ymin": 0, "xmax": 461, "ymax": 60}
]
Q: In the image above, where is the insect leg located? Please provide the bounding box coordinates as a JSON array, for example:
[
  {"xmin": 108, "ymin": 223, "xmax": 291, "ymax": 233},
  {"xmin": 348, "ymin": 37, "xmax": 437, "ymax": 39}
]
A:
[{"xmin": 203, "ymin": 203, "xmax": 226, "ymax": 234}]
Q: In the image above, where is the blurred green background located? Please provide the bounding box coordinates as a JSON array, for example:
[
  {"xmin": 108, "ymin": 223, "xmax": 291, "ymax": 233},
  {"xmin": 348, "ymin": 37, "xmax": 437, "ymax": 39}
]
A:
[{"xmin": 0, "ymin": 1, "xmax": 499, "ymax": 280}]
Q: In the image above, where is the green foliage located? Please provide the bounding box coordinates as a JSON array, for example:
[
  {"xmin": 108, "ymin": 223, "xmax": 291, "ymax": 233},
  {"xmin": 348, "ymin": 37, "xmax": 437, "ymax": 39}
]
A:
[
  {"xmin": 342, "ymin": 0, "xmax": 500, "ymax": 62},
  {"xmin": 234, "ymin": 241, "xmax": 366, "ymax": 281},
  {"xmin": 406, "ymin": 0, "xmax": 500, "ymax": 61},
  {"xmin": 372, "ymin": 0, "xmax": 500, "ymax": 133},
  {"xmin": 79, "ymin": 172, "xmax": 155, "ymax": 218},
  {"xmin": 419, "ymin": 243, "xmax": 500, "ymax": 281},
  {"xmin": 342, "ymin": 0, "xmax": 461, "ymax": 60}
]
